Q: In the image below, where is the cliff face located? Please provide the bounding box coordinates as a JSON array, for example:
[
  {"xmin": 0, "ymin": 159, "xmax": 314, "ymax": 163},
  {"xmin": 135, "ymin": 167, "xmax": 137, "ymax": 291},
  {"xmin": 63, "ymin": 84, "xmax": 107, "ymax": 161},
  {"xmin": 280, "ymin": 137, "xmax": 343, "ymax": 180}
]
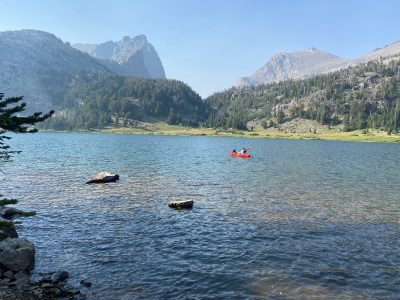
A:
[
  {"xmin": 0, "ymin": 30, "xmax": 110, "ymax": 112},
  {"xmin": 73, "ymin": 35, "xmax": 166, "ymax": 79}
]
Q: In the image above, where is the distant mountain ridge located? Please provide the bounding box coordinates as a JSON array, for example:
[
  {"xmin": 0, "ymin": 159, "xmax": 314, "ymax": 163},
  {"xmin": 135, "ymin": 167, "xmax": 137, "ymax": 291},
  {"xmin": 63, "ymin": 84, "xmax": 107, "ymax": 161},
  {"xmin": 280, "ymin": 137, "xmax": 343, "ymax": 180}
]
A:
[
  {"xmin": 236, "ymin": 41, "xmax": 400, "ymax": 87},
  {"xmin": 0, "ymin": 30, "xmax": 167, "ymax": 113},
  {"xmin": 0, "ymin": 29, "xmax": 110, "ymax": 113},
  {"xmin": 73, "ymin": 35, "xmax": 166, "ymax": 79}
]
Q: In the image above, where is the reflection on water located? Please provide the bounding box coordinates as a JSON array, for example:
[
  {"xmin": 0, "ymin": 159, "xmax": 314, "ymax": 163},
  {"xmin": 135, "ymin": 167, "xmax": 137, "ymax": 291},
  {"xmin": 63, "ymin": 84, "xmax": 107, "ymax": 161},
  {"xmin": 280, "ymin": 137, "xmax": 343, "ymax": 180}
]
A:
[{"xmin": 1, "ymin": 133, "xmax": 399, "ymax": 299}]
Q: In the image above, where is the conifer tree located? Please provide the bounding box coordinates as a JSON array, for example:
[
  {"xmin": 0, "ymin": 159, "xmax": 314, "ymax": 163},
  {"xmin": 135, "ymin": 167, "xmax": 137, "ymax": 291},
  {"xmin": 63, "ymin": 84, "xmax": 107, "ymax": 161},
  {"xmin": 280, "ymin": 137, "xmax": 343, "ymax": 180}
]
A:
[{"xmin": 0, "ymin": 92, "xmax": 54, "ymax": 161}]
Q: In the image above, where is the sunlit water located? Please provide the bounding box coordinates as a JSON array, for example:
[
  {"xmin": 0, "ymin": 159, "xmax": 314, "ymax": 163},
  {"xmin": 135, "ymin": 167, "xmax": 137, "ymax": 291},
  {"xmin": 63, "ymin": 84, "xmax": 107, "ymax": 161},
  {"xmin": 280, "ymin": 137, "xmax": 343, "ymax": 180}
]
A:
[{"xmin": 1, "ymin": 133, "xmax": 399, "ymax": 299}]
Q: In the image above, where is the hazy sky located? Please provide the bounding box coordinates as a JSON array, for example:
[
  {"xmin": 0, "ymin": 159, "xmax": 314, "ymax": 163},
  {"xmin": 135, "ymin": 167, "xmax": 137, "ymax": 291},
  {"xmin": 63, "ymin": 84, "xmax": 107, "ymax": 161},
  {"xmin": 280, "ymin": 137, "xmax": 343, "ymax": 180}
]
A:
[{"xmin": 1, "ymin": 0, "xmax": 400, "ymax": 97}]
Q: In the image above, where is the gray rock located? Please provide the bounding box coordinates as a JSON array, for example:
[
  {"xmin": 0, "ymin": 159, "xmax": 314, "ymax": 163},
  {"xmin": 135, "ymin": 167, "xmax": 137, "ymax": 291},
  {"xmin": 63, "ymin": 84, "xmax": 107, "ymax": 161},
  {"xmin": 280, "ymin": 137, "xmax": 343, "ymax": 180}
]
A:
[
  {"xmin": 73, "ymin": 35, "xmax": 166, "ymax": 79},
  {"xmin": 236, "ymin": 41, "xmax": 400, "ymax": 88},
  {"xmin": 13, "ymin": 271, "xmax": 30, "ymax": 287},
  {"xmin": 0, "ymin": 278, "xmax": 10, "ymax": 285},
  {"xmin": 3, "ymin": 270, "xmax": 13, "ymax": 278},
  {"xmin": 168, "ymin": 200, "xmax": 194, "ymax": 210},
  {"xmin": 53, "ymin": 270, "xmax": 69, "ymax": 282},
  {"xmin": 0, "ymin": 238, "xmax": 35, "ymax": 272},
  {"xmin": 86, "ymin": 171, "xmax": 119, "ymax": 184},
  {"xmin": 0, "ymin": 224, "xmax": 18, "ymax": 240}
]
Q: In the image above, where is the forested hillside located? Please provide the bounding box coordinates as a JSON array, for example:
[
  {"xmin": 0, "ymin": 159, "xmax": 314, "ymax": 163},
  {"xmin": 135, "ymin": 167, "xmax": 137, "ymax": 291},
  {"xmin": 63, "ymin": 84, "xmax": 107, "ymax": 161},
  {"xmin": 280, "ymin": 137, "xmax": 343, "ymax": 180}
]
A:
[
  {"xmin": 206, "ymin": 56, "xmax": 400, "ymax": 133},
  {"xmin": 42, "ymin": 72, "xmax": 210, "ymax": 130}
]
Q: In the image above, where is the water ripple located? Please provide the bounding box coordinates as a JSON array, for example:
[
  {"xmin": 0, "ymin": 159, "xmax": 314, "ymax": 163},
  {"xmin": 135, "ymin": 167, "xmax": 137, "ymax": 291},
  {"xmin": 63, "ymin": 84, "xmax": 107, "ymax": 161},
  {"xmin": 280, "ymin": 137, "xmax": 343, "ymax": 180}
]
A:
[{"xmin": 1, "ymin": 133, "xmax": 399, "ymax": 299}]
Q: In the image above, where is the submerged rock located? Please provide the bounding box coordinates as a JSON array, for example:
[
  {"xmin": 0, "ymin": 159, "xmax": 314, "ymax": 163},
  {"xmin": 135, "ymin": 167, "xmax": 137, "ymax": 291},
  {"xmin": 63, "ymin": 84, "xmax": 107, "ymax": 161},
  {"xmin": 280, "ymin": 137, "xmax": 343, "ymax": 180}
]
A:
[
  {"xmin": 80, "ymin": 279, "xmax": 92, "ymax": 287},
  {"xmin": 0, "ymin": 238, "xmax": 35, "ymax": 272},
  {"xmin": 168, "ymin": 200, "xmax": 194, "ymax": 210},
  {"xmin": 53, "ymin": 270, "xmax": 69, "ymax": 283},
  {"xmin": 86, "ymin": 171, "xmax": 120, "ymax": 184},
  {"xmin": 0, "ymin": 207, "xmax": 36, "ymax": 220}
]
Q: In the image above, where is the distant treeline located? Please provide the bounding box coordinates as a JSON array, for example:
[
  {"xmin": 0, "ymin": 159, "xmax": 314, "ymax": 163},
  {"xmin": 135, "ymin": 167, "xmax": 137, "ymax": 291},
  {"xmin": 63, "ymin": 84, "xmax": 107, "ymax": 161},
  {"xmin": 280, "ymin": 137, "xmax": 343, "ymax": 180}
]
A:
[
  {"xmin": 205, "ymin": 58, "xmax": 400, "ymax": 133},
  {"xmin": 42, "ymin": 72, "xmax": 210, "ymax": 130},
  {"xmin": 43, "ymin": 58, "xmax": 400, "ymax": 133}
]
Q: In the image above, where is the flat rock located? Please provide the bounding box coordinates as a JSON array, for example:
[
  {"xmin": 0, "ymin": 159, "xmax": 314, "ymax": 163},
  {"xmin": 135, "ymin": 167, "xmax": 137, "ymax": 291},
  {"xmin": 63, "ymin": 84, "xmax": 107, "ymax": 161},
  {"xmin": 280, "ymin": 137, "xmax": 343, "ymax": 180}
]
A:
[
  {"xmin": 86, "ymin": 171, "xmax": 119, "ymax": 184},
  {"xmin": 168, "ymin": 200, "xmax": 194, "ymax": 210},
  {"xmin": 0, "ymin": 238, "xmax": 35, "ymax": 272}
]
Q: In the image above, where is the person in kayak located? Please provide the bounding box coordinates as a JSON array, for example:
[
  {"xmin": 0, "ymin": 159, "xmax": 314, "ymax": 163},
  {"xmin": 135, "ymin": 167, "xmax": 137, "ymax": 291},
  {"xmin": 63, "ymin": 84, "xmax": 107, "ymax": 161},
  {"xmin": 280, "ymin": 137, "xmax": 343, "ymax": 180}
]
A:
[
  {"xmin": 238, "ymin": 148, "xmax": 247, "ymax": 154},
  {"xmin": 232, "ymin": 148, "xmax": 237, "ymax": 153}
]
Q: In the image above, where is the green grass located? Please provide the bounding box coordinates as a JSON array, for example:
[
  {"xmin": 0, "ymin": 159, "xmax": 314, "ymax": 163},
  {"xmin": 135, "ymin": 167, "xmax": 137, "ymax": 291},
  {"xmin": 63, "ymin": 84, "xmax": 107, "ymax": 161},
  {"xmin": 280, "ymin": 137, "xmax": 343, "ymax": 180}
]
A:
[{"xmin": 45, "ymin": 122, "xmax": 400, "ymax": 143}]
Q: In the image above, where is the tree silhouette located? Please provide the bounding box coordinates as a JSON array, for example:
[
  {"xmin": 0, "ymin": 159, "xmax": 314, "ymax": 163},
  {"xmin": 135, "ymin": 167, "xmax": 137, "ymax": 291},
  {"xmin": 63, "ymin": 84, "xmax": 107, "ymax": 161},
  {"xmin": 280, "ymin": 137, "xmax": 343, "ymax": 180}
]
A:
[{"xmin": 0, "ymin": 93, "xmax": 54, "ymax": 161}]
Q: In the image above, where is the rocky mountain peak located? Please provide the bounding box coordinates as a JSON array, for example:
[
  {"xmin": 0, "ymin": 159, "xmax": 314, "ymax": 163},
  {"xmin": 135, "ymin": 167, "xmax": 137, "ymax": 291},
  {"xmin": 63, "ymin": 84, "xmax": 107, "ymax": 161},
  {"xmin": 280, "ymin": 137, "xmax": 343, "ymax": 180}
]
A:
[
  {"xmin": 236, "ymin": 42, "xmax": 400, "ymax": 88},
  {"xmin": 236, "ymin": 48, "xmax": 346, "ymax": 87},
  {"xmin": 73, "ymin": 35, "xmax": 166, "ymax": 79}
]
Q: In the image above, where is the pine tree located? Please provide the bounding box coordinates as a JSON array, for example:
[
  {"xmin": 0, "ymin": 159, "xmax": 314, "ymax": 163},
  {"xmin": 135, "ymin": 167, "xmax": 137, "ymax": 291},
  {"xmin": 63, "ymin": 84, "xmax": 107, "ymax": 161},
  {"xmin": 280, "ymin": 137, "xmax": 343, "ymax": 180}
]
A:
[{"xmin": 0, "ymin": 93, "xmax": 54, "ymax": 161}]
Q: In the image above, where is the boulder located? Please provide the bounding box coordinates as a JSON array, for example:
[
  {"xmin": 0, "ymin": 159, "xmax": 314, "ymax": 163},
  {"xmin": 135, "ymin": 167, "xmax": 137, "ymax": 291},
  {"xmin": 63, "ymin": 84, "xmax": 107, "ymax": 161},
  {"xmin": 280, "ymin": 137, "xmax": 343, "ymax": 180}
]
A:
[
  {"xmin": 168, "ymin": 200, "xmax": 194, "ymax": 210},
  {"xmin": 86, "ymin": 171, "xmax": 119, "ymax": 184},
  {"xmin": 0, "ymin": 224, "xmax": 18, "ymax": 241},
  {"xmin": 0, "ymin": 238, "xmax": 35, "ymax": 272}
]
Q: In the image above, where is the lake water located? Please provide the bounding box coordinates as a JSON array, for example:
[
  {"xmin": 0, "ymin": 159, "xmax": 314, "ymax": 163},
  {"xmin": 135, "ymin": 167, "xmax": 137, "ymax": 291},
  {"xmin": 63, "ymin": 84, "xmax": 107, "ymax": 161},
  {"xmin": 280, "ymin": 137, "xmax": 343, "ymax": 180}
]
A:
[{"xmin": 1, "ymin": 133, "xmax": 399, "ymax": 299}]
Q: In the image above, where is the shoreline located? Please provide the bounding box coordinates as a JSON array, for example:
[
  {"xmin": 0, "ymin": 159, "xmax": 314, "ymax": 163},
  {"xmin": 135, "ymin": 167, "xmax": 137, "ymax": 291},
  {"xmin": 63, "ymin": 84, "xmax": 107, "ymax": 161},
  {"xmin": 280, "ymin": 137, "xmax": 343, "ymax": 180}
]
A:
[
  {"xmin": 41, "ymin": 124, "xmax": 400, "ymax": 143},
  {"xmin": 0, "ymin": 204, "xmax": 86, "ymax": 299}
]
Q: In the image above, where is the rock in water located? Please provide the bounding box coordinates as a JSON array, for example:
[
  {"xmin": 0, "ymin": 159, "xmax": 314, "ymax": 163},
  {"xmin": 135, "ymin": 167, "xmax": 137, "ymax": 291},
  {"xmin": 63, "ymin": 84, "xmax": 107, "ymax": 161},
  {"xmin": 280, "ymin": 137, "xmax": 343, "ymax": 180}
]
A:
[
  {"xmin": 0, "ymin": 238, "xmax": 35, "ymax": 272},
  {"xmin": 80, "ymin": 279, "xmax": 92, "ymax": 287},
  {"xmin": 168, "ymin": 200, "xmax": 194, "ymax": 210},
  {"xmin": 86, "ymin": 171, "xmax": 119, "ymax": 184},
  {"xmin": 0, "ymin": 207, "xmax": 36, "ymax": 220},
  {"xmin": 0, "ymin": 224, "xmax": 18, "ymax": 241},
  {"xmin": 53, "ymin": 271, "xmax": 69, "ymax": 282}
]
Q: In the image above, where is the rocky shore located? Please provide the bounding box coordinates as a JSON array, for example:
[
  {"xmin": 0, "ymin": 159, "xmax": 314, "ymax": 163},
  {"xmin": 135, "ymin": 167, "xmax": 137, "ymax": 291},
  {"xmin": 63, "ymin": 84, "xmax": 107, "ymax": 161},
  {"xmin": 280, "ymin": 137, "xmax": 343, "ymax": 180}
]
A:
[{"xmin": 0, "ymin": 202, "xmax": 87, "ymax": 299}]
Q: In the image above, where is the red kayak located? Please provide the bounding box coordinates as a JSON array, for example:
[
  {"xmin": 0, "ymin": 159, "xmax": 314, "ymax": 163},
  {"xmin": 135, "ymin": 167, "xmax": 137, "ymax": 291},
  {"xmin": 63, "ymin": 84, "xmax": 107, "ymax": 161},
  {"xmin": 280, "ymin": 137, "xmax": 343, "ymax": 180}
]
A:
[{"xmin": 228, "ymin": 152, "xmax": 251, "ymax": 158}]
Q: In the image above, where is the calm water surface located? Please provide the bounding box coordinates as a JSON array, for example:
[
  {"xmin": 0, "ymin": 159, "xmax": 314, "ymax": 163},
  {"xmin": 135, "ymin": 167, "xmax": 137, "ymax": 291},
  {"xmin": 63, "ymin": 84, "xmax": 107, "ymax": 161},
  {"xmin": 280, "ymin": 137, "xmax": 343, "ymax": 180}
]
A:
[{"xmin": 1, "ymin": 133, "xmax": 399, "ymax": 299}]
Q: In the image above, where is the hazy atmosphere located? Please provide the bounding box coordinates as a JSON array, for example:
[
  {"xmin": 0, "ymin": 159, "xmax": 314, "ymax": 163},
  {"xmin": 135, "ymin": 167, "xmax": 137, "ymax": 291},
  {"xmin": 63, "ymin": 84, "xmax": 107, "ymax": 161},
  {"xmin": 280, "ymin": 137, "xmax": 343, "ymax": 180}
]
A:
[
  {"xmin": 1, "ymin": 1, "xmax": 400, "ymax": 299},
  {"xmin": 1, "ymin": 0, "xmax": 400, "ymax": 96}
]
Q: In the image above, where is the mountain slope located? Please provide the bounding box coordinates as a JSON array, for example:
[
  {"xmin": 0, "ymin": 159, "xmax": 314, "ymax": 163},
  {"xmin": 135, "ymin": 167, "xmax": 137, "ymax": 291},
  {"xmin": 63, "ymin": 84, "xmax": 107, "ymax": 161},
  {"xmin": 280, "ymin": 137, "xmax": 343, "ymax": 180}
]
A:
[
  {"xmin": 208, "ymin": 55, "xmax": 400, "ymax": 132},
  {"xmin": 0, "ymin": 30, "xmax": 110, "ymax": 113},
  {"xmin": 73, "ymin": 35, "xmax": 166, "ymax": 79},
  {"xmin": 43, "ymin": 73, "xmax": 209, "ymax": 130},
  {"xmin": 237, "ymin": 42, "xmax": 400, "ymax": 87},
  {"xmin": 356, "ymin": 41, "xmax": 400, "ymax": 63},
  {"xmin": 236, "ymin": 48, "xmax": 349, "ymax": 87}
]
